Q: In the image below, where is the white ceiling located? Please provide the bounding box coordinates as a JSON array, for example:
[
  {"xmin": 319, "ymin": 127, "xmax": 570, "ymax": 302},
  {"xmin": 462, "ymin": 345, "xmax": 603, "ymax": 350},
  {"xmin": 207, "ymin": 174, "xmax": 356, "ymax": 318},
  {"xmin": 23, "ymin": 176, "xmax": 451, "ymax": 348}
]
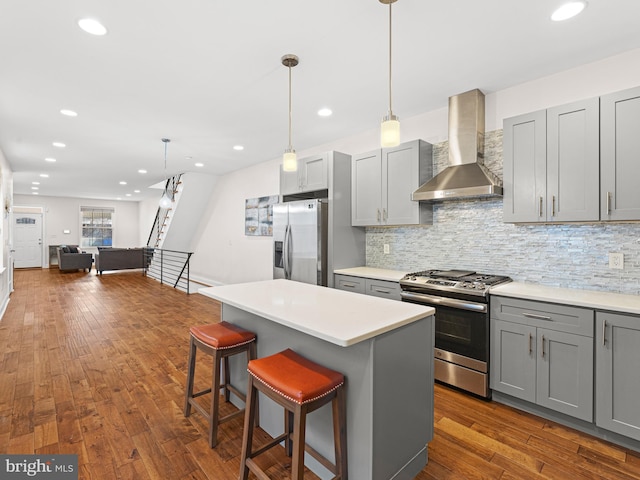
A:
[{"xmin": 1, "ymin": 0, "xmax": 640, "ymax": 201}]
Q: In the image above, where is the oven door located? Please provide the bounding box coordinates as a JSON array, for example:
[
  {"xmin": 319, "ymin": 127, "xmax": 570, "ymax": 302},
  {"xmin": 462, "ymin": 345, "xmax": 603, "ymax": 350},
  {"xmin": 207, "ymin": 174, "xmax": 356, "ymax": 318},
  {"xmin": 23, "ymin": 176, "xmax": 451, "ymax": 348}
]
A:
[{"xmin": 400, "ymin": 291, "xmax": 488, "ymax": 366}]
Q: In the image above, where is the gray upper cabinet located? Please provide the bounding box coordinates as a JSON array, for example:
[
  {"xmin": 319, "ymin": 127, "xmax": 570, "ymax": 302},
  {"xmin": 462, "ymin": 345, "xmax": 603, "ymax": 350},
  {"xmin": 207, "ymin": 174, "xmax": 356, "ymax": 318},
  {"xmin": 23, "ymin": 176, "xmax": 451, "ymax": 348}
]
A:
[
  {"xmin": 352, "ymin": 139, "xmax": 432, "ymax": 226},
  {"xmin": 490, "ymin": 296, "xmax": 594, "ymax": 422},
  {"xmin": 595, "ymin": 311, "xmax": 640, "ymax": 441},
  {"xmin": 280, "ymin": 153, "xmax": 328, "ymax": 195},
  {"xmin": 601, "ymin": 86, "xmax": 640, "ymax": 221},
  {"xmin": 503, "ymin": 98, "xmax": 600, "ymax": 222}
]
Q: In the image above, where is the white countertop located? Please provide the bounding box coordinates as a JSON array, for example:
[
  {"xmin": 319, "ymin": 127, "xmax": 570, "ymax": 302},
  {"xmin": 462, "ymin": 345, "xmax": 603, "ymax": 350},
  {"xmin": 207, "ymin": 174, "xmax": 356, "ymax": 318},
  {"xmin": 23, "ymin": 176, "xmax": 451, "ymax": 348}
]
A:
[
  {"xmin": 199, "ymin": 279, "xmax": 434, "ymax": 347},
  {"xmin": 490, "ymin": 282, "xmax": 640, "ymax": 315},
  {"xmin": 333, "ymin": 267, "xmax": 408, "ymax": 282}
]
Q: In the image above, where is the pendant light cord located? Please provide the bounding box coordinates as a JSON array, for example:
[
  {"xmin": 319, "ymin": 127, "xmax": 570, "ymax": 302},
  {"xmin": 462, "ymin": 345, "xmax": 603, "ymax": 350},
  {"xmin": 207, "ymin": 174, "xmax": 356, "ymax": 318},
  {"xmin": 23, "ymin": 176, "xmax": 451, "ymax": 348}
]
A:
[
  {"xmin": 288, "ymin": 64, "xmax": 293, "ymax": 150},
  {"xmin": 388, "ymin": 0, "xmax": 393, "ymax": 116}
]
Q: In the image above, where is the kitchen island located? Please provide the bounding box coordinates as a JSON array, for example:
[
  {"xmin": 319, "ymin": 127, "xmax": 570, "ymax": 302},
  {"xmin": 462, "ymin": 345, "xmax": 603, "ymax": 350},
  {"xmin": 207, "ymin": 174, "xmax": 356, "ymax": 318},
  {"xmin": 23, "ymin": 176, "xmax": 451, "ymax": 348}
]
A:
[{"xmin": 199, "ymin": 279, "xmax": 435, "ymax": 480}]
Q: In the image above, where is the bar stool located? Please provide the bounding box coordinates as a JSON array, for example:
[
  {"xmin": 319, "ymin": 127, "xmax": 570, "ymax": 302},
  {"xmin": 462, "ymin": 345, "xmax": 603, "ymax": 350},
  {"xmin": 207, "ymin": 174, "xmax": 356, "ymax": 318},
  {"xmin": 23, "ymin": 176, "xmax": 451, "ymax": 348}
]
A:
[
  {"xmin": 239, "ymin": 348, "xmax": 347, "ymax": 480},
  {"xmin": 184, "ymin": 321, "xmax": 257, "ymax": 448}
]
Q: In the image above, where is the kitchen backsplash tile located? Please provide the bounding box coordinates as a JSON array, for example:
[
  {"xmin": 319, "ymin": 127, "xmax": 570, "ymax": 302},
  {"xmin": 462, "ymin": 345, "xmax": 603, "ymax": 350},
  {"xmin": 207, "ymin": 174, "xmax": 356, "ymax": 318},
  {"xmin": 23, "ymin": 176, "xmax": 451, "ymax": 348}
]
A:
[{"xmin": 366, "ymin": 130, "xmax": 640, "ymax": 295}]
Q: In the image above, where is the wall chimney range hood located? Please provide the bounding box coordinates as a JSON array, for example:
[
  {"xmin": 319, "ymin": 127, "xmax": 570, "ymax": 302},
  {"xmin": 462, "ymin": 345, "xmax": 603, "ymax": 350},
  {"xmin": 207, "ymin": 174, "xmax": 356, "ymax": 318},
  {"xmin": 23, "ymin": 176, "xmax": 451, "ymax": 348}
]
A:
[{"xmin": 412, "ymin": 89, "xmax": 503, "ymax": 201}]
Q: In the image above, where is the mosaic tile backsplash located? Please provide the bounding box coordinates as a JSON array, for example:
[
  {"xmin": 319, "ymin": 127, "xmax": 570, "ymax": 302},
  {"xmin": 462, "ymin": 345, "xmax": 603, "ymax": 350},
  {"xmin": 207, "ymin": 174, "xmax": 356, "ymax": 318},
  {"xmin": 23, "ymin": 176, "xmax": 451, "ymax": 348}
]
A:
[{"xmin": 366, "ymin": 130, "xmax": 640, "ymax": 295}]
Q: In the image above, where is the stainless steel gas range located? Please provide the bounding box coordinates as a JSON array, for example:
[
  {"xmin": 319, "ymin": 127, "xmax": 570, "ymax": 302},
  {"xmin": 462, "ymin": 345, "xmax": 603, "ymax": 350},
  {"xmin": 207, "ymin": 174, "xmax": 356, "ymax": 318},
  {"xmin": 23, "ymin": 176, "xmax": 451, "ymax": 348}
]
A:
[{"xmin": 400, "ymin": 269, "xmax": 512, "ymax": 398}]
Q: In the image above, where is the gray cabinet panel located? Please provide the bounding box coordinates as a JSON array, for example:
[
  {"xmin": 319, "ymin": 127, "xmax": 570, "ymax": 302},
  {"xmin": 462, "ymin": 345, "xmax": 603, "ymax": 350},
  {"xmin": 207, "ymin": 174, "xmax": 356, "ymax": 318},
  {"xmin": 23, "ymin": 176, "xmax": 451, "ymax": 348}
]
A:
[
  {"xmin": 536, "ymin": 328, "xmax": 593, "ymax": 422},
  {"xmin": 334, "ymin": 274, "xmax": 365, "ymax": 295},
  {"xmin": 384, "ymin": 141, "xmax": 421, "ymax": 225},
  {"xmin": 280, "ymin": 153, "xmax": 329, "ymax": 195},
  {"xmin": 491, "ymin": 319, "xmax": 536, "ymax": 402},
  {"xmin": 503, "ymin": 110, "xmax": 547, "ymax": 222},
  {"xmin": 547, "ymin": 98, "xmax": 600, "ymax": 222},
  {"xmin": 596, "ymin": 312, "xmax": 640, "ymax": 440},
  {"xmin": 351, "ymin": 151, "xmax": 382, "ymax": 226},
  {"xmin": 365, "ymin": 278, "xmax": 401, "ymax": 301},
  {"xmin": 601, "ymin": 86, "xmax": 640, "ymax": 220}
]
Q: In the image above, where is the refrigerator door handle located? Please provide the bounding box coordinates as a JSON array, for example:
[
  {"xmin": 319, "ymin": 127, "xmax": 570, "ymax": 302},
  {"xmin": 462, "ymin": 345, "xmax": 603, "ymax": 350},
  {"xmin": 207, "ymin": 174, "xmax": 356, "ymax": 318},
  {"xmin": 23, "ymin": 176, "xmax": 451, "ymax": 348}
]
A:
[{"xmin": 283, "ymin": 224, "xmax": 292, "ymax": 279}]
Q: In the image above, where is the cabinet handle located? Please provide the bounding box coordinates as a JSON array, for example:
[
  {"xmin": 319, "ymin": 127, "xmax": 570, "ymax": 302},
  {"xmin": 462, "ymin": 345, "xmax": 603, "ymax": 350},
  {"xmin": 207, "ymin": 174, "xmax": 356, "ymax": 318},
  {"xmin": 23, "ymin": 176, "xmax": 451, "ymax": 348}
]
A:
[
  {"xmin": 522, "ymin": 312, "xmax": 551, "ymax": 321},
  {"xmin": 342, "ymin": 283, "xmax": 357, "ymax": 288},
  {"xmin": 374, "ymin": 288, "xmax": 390, "ymax": 294},
  {"xmin": 602, "ymin": 319, "xmax": 607, "ymax": 346},
  {"xmin": 383, "ymin": 208, "xmax": 388, "ymax": 221},
  {"xmin": 541, "ymin": 335, "xmax": 546, "ymax": 358},
  {"xmin": 377, "ymin": 209, "xmax": 381, "ymax": 222},
  {"xmin": 552, "ymin": 195, "xmax": 556, "ymax": 217},
  {"xmin": 606, "ymin": 192, "xmax": 612, "ymax": 215},
  {"xmin": 528, "ymin": 332, "xmax": 532, "ymax": 354},
  {"xmin": 539, "ymin": 197, "xmax": 544, "ymax": 217}
]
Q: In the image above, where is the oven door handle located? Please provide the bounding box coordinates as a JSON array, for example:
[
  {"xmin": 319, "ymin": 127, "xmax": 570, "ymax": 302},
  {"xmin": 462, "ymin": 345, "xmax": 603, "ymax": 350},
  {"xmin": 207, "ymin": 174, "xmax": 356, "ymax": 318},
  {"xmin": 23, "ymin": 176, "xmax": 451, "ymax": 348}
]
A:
[{"xmin": 400, "ymin": 291, "xmax": 487, "ymax": 313}]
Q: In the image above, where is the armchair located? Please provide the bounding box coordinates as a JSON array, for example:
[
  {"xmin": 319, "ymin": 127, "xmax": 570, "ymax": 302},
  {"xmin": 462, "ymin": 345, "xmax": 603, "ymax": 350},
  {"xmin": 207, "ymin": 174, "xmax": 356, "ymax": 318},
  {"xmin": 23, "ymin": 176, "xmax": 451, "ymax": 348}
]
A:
[{"xmin": 57, "ymin": 246, "xmax": 93, "ymax": 272}]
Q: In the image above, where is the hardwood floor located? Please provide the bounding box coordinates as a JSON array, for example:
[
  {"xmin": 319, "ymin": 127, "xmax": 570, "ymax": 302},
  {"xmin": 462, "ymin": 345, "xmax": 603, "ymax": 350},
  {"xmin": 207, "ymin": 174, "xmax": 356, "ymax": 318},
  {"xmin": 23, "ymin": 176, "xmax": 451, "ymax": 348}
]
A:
[{"xmin": 1, "ymin": 269, "xmax": 639, "ymax": 479}]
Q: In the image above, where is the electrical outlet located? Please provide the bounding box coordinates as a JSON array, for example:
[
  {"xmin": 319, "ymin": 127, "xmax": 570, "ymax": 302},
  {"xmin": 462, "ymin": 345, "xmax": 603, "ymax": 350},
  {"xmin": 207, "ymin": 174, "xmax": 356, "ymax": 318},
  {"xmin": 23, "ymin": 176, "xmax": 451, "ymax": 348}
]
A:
[
  {"xmin": 609, "ymin": 252, "xmax": 624, "ymax": 270},
  {"xmin": 383, "ymin": 244, "xmax": 390, "ymax": 254}
]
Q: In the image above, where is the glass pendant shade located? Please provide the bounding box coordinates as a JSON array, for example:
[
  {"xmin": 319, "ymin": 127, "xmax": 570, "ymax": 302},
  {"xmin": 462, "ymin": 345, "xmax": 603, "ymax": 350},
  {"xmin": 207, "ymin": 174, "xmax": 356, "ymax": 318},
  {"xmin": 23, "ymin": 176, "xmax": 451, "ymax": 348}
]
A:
[
  {"xmin": 283, "ymin": 149, "xmax": 297, "ymax": 172},
  {"xmin": 159, "ymin": 189, "xmax": 172, "ymax": 208},
  {"xmin": 381, "ymin": 114, "xmax": 400, "ymax": 147}
]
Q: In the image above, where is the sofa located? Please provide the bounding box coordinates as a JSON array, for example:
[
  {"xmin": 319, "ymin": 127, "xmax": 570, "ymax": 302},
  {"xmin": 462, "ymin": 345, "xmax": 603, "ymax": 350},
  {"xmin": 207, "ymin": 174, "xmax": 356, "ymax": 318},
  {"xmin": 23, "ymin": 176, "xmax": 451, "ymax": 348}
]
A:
[
  {"xmin": 95, "ymin": 247, "xmax": 149, "ymax": 275},
  {"xmin": 57, "ymin": 246, "xmax": 93, "ymax": 272}
]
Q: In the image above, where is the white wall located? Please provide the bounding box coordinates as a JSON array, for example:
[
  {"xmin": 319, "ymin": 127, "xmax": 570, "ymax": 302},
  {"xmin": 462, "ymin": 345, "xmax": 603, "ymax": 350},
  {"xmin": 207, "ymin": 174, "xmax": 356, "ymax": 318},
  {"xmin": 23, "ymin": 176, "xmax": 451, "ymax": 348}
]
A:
[
  {"xmin": 13, "ymin": 194, "xmax": 141, "ymax": 264},
  {"xmin": 189, "ymin": 47, "xmax": 640, "ymax": 286},
  {"xmin": 0, "ymin": 148, "xmax": 13, "ymax": 317}
]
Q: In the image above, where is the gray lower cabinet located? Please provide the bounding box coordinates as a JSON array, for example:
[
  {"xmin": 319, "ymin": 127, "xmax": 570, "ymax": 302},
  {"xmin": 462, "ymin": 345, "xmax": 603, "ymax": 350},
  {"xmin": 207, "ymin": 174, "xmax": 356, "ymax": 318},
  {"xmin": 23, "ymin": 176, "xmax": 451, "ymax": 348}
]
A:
[
  {"xmin": 601, "ymin": 86, "xmax": 640, "ymax": 220},
  {"xmin": 595, "ymin": 311, "xmax": 640, "ymax": 440},
  {"xmin": 491, "ymin": 296, "xmax": 594, "ymax": 422},
  {"xmin": 503, "ymin": 97, "xmax": 600, "ymax": 223},
  {"xmin": 351, "ymin": 140, "xmax": 432, "ymax": 226},
  {"xmin": 334, "ymin": 274, "xmax": 401, "ymax": 301}
]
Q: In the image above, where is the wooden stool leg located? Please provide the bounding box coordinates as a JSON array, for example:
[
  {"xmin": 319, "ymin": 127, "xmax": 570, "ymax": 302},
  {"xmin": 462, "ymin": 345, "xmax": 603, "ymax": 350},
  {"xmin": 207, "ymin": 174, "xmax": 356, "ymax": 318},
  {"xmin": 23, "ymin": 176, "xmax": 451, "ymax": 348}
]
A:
[
  {"xmin": 239, "ymin": 376, "xmax": 258, "ymax": 480},
  {"xmin": 209, "ymin": 351, "xmax": 222, "ymax": 448},
  {"xmin": 291, "ymin": 405, "xmax": 307, "ymax": 480},
  {"xmin": 223, "ymin": 356, "xmax": 231, "ymax": 402},
  {"xmin": 333, "ymin": 387, "xmax": 348, "ymax": 479},
  {"xmin": 183, "ymin": 337, "xmax": 197, "ymax": 417}
]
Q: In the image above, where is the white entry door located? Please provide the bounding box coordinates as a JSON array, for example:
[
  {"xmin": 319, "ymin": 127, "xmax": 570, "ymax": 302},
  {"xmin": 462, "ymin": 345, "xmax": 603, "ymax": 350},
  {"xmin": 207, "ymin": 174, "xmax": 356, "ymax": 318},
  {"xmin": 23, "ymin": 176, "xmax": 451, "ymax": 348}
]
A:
[{"xmin": 14, "ymin": 213, "xmax": 43, "ymax": 268}]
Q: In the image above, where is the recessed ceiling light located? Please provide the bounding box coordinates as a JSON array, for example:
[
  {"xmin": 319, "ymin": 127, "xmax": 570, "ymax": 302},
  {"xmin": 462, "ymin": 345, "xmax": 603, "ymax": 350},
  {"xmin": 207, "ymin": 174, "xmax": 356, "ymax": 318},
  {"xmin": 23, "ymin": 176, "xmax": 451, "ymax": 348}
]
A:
[
  {"xmin": 119, "ymin": 181, "xmax": 127, "ymax": 185},
  {"xmin": 31, "ymin": 187, "xmax": 39, "ymax": 190},
  {"xmin": 40, "ymin": 174, "xmax": 49, "ymax": 178},
  {"xmin": 551, "ymin": 1, "xmax": 587, "ymax": 21},
  {"xmin": 32, "ymin": 181, "xmax": 40, "ymax": 185},
  {"xmin": 78, "ymin": 18, "xmax": 108, "ymax": 36},
  {"xmin": 195, "ymin": 162, "xmax": 204, "ymax": 167},
  {"xmin": 134, "ymin": 190, "xmax": 140, "ymax": 193},
  {"xmin": 60, "ymin": 109, "xmax": 78, "ymax": 117},
  {"xmin": 45, "ymin": 157, "xmax": 56, "ymax": 163},
  {"xmin": 116, "ymin": 197, "xmax": 122, "ymax": 201},
  {"xmin": 52, "ymin": 142, "xmax": 66, "ymax": 148},
  {"xmin": 125, "ymin": 193, "xmax": 132, "ymax": 197},
  {"xmin": 138, "ymin": 169, "xmax": 147, "ymax": 174},
  {"xmin": 33, "ymin": 192, "xmax": 39, "ymax": 195},
  {"xmin": 318, "ymin": 108, "xmax": 333, "ymax": 117},
  {"xmin": 233, "ymin": 145, "xmax": 244, "ymax": 151}
]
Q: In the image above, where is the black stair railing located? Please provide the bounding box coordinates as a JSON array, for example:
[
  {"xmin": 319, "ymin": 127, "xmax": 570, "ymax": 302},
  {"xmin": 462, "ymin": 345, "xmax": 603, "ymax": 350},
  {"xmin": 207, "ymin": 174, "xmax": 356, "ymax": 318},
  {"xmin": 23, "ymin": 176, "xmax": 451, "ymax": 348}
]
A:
[{"xmin": 143, "ymin": 248, "xmax": 193, "ymax": 293}]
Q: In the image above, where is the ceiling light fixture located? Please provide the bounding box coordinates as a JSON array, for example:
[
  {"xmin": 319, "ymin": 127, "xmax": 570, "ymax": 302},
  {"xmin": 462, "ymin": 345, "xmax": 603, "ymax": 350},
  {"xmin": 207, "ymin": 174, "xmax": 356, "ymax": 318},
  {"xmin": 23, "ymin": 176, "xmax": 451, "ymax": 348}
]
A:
[
  {"xmin": 52, "ymin": 142, "xmax": 66, "ymax": 148},
  {"xmin": 282, "ymin": 54, "xmax": 299, "ymax": 172},
  {"xmin": 39, "ymin": 174, "xmax": 49, "ymax": 178},
  {"xmin": 60, "ymin": 109, "xmax": 78, "ymax": 117},
  {"xmin": 233, "ymin": 145, "xmax": 244, "ymax": 151},
  {"xmin": 159, "ymin": 138, "xmax": 173, "ymax": 209},
  {"xmin": 318, "ymin": 108, "xmax": 333, "ymax": 117},
  {"xmin": 138, "ymin": 169, "xmax": 147, "ymax": 174},
  {"xmin": 195, "ymin": 162, "xmax": 204, "ymax": 167},
  {"xmin": 551, "ymin": 1, "xmax": 587, "ymax": 21},
  {"xmin": 45, "ymin": 157, "xmax": 56, "ymax": 163},
  {"xmin": 78, "ymin": 18, "xmax": 108, "ymax": 36},
  {"xmin": 380, "ymin": 0, "xmax": 400, "ymax": 148}
]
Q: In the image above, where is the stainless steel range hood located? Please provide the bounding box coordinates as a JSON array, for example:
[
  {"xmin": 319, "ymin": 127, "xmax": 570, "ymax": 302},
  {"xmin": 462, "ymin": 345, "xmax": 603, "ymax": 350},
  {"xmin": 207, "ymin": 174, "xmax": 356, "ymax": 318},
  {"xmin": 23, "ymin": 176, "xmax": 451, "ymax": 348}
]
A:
[{"xmin": 412, "ymin": 89, "xmax": 503, "ymax": 201}]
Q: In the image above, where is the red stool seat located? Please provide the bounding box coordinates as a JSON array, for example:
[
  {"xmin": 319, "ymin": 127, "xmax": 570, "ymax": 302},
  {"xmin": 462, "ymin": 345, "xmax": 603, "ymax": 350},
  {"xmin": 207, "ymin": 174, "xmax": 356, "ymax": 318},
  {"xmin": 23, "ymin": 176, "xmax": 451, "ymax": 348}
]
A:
[
  {"xmin": 248, "ymin": 348, "xmax": 344, "ymax": 404},
  {"xmin": 184, "ymin": 321, "xmax": 257, "ymax": 448},
  {"xmin": 190, "ymin": 322, "xmax": 256, "ymax": 349},
  {"xmin": 240, "ymin": 349, "xmax": 347, "ymax": 479}
]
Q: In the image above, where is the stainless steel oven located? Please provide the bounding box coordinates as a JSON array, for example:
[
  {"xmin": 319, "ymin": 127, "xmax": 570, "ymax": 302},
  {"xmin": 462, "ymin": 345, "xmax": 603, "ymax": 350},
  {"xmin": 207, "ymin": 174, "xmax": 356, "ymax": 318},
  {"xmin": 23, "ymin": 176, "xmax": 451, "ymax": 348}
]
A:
[{"xmin": 400, "ymin": 270, "xmax": 511, "ymax": 398}]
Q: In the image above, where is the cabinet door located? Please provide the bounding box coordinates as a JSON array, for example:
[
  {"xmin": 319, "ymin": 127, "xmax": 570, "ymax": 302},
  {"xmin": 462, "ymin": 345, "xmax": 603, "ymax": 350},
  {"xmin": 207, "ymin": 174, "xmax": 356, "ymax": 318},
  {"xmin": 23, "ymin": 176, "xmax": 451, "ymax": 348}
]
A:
[
  {"xmin": 300, "ymin": 154, "xmax": 328, "ymax": 192},
  {"xmin": 280, "ymin": 166, "xmax": 300, "ymax": 195},
  {"xmin": 546, "ymin": 98, "xmax": 600, "ymax": 222},
  {"xmin": 536, "ymin": 328, "xmax": 593, "ymax": 422},
  {"xmin": 334, "ymin": 274, "xmax": 365, "ymax": 295},
  {"xmin": 601, "ymin": 87, "xmax": 640, "ymax": 221},
  {"xmin": 382, "ymin": 141, "xmax": 421, "ymax": 225},
  {"xmin": 352, "ymin": 150, "xmax": 382, "ymax": 226},
  {"xmin": 365, "ymin": 278, "xmax": 401, "ymax": 301},
  {"xmin": 503, "ymin": 110, "xmax": 547, "ymax": 222},
  {"xmin": 596, "ymin": 312, "xmax": 640, "ymax": 440},
  {"xmin": 490, "ymin": 319, "xmax": 536, "ymax": 402}
]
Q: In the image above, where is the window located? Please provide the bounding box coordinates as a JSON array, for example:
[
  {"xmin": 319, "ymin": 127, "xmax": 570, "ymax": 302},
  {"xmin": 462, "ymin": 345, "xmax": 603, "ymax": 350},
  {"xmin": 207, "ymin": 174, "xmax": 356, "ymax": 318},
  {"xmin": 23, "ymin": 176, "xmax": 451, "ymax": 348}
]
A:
[{"xmin": 81, "ymin": 207, "xmax": 114, "ymax": 247}]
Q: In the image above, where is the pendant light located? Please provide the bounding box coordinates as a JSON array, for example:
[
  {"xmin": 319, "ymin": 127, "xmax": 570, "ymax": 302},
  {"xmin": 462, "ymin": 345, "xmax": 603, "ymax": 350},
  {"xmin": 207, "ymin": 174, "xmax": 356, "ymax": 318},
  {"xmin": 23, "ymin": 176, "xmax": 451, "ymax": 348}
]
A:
[
  {"xmin": 380, "ymin": 0, "xmax": 400, "ymax": 148},
  {"xmin": 282, "ymin": 54, "xmax": 299, "ymax": 172},
  {"xmin": 159, "ymin": 138, "xmax": 173, "ymax": 209}
]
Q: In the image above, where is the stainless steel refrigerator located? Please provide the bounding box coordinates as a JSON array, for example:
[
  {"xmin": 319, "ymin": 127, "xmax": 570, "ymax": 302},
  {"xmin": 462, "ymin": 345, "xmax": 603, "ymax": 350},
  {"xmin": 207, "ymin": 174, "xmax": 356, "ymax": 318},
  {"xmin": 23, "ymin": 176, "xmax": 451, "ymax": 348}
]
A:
[{"xmin": 273, "ymin": 199, "xmax": 328, "ymax": 286}]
